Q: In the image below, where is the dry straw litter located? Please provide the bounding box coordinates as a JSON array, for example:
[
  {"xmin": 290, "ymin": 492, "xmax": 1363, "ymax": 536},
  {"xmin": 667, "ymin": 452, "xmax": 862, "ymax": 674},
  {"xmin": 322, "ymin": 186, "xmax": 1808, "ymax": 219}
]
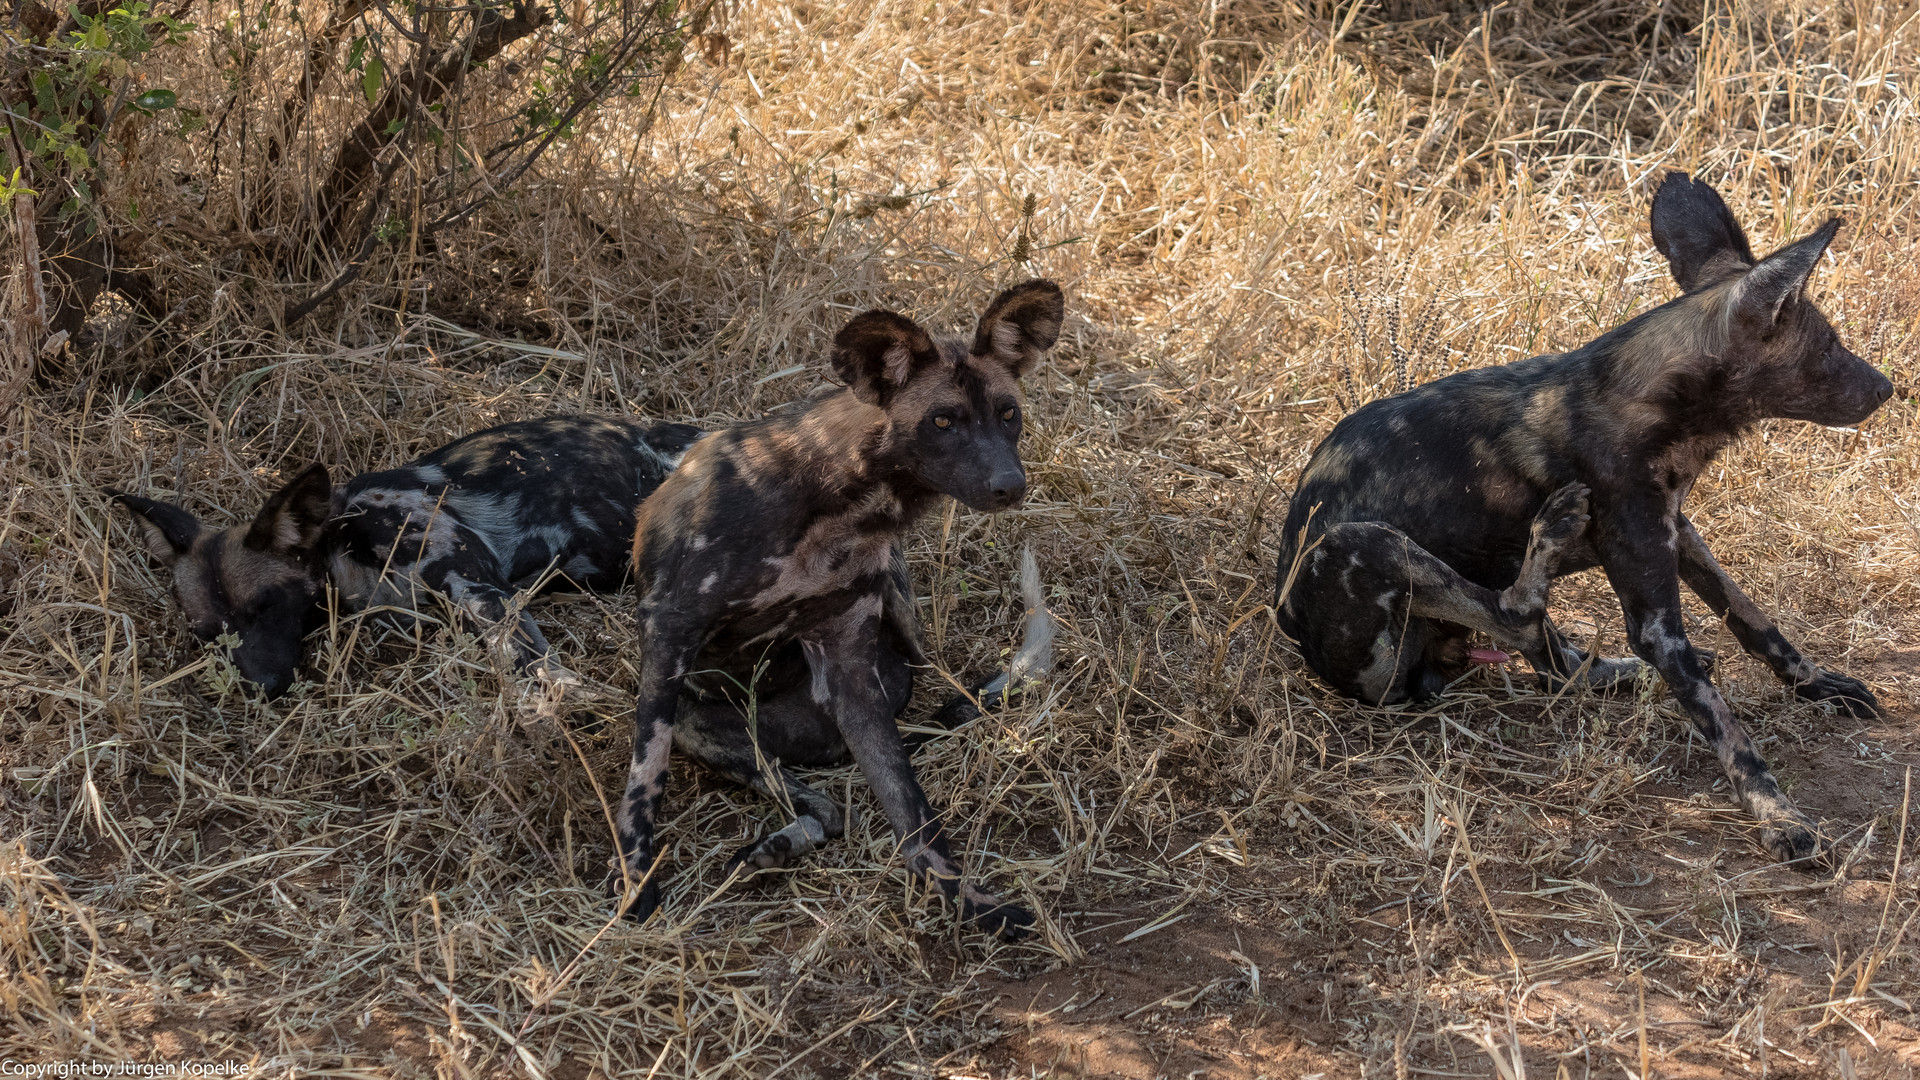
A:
[{"xmin": 4, "ymin": 0, "xmax": 1920, "ymax": 1075}]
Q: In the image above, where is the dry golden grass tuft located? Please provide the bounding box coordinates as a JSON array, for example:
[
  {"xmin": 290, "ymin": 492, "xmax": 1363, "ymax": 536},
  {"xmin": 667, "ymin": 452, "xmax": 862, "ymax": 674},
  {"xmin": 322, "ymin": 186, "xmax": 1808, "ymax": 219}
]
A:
[{"xmin": 5, "ymin": 0, "xmax": 1920, "ymax": 1075}]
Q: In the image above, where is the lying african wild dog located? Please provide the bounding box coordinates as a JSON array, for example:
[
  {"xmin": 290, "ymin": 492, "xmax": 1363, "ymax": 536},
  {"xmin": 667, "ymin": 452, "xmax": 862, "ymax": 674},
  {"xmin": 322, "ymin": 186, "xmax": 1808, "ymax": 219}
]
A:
[
  {"xmin": 1275, "ymin": 173, "xmax": 1893, "ymax": 864},
  {"xmin": 616, "ymin": 280, "xmax": 1065, "ymax": 937},
  {"xmin": 108, "ymin": 416, "xmax": 704, "ymax": 698}
]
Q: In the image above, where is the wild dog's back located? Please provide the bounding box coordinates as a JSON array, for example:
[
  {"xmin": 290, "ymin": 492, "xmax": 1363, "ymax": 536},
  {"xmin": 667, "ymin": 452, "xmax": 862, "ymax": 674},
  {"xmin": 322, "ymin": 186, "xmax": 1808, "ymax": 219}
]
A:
[
  {"xmin": 1277, "ymin": 352, "xmax": 1601, "ymax": 596},
  {"xmin": 335, "ymin": 415, "xmax": 704, "ymax": 593}
]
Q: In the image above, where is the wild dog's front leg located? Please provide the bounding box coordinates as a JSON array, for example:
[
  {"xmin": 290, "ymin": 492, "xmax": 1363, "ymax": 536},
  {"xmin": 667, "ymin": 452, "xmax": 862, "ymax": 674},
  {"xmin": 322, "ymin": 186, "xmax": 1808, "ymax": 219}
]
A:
[
  {"xmin": 405, "ymin": 526, "xmax": 575, "ymax": 684},
  {"xmin": 1676, "ymin": 517, "xmax": 1880, "ymax": 718},
  {"xmin": 1604, "ymin": 526, "xmax": 1824, "ymax": 864},
  {"xmin": 615, "ymin": 611, "xmax": 700, "ymax": 921},
  {"xmin": 805, "ymin": 598, "xmax": 1034, "ymax": 938},
  {"xmin": 453, "ymin": 580, "xmax": 575, "ymax": 679}
]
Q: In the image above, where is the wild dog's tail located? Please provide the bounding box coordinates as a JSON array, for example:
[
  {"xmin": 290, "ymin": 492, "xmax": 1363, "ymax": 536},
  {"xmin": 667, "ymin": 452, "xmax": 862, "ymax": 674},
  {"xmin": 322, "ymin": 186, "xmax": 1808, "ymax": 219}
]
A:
[{"xmin": 905, "ymin": 547, "xmax": 1055, "ymax": 749}]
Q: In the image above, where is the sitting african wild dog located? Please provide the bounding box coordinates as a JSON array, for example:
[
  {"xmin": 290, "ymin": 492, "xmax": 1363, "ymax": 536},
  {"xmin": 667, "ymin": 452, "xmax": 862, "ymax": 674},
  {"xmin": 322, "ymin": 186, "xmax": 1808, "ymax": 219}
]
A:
[
  {"xmin": 109, "ymin": 416, "xmax": 705, "ymax": 698},
  {"xmin": 616, "ymin": 280, "xmax": 1065, "ymax": 938},
  {"xmin": 1275, "ymin": 173, "xmax": 1892, "ymax": 864}
]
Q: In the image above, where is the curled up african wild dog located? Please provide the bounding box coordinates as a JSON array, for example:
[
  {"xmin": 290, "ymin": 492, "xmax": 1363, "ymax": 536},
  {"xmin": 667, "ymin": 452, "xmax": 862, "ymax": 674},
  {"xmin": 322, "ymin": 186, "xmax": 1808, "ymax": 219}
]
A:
[
  {"xmin": 108, "ymin": 416, "xmax": 704, "ymax": 699},
  {"xmin": 1275, "ymin": 173, "xmax": 1893, "ymax": 865},
  {"xmin": 616, "ymin": 280, "xmax": 1065, "ymax": 938}
]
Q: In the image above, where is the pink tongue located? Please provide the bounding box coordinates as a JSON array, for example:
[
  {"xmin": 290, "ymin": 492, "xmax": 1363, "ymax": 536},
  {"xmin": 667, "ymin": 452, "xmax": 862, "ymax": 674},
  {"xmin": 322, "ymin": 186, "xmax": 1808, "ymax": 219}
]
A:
[{"xmin": 1468, "ymin": 647, "xmax": 1511, "ymax": 665}]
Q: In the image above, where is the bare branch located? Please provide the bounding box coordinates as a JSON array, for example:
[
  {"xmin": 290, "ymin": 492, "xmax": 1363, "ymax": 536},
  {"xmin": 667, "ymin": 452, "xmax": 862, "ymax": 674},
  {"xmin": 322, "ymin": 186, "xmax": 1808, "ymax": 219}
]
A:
[{"xmin": 313, "ymin": 0, "xmax": 551, "ymax": 247}]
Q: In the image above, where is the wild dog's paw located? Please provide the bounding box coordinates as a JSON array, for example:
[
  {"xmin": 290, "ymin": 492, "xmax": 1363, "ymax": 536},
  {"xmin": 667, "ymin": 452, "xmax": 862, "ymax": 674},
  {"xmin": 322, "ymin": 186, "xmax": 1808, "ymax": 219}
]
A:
[
  {"xmin": 529, "ymin": 659, "xmax": 583, "ymax": 688},
  {"xmin": 960, "ymin": 885, "xmax": 1034, "ymax": 940},
  {"xmin": 516, "ymin": 661, "xmax": 587, "ymax": 725},
  {"xmin": 607, "ymin": 861, "xmax": 664, "ymax": 922},
  {"xmin": 564, "ymin": 710, "xmax": 609, "ymax": 738},
  {"xmin": 1757, "ymin": 811, "xmax": 1831, "ymax": 870},
  {"xmin": 724, "ymin": 817, "xmax": 829, "ymax": 878},
  {"xmin": 1583, "ymin": 655, "xmax": 1651, "ymax": 691},
  {"xmin": 1795, "ymin": 670, "xmax": 1881, "ymax": 719},
  {"xmin": 1531, "ymin": 483, "xmax": 1593, "ymax": 548},
  {"xmin": 628, "ymin": 879, "xmax": 663, "ymax": 922},
  {"xmin": 722, "ymin": 839, "xmax": 789, "ymax": 879},
  {"xmin": 1538, "ymin": 653, "xmax": 1650, "ymax": 695},
  {"xmin": 966, "ymin": 900, "xmax": 1035, "ymax": 939}
]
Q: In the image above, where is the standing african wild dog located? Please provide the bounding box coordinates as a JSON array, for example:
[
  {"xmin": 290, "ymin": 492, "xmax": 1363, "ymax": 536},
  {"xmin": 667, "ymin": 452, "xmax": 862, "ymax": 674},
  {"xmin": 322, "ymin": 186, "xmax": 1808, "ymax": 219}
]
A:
[
  {"xmin": 616, "ymin": 280, "xmax": 1065, "ymax": 937},
  {"xmin": 109, "ymin": 416, "xmax": 705, "ymax": 697},
  {"xmin": 1275, "ymin": 173, "xmax": 1893, "ymax": 864}
]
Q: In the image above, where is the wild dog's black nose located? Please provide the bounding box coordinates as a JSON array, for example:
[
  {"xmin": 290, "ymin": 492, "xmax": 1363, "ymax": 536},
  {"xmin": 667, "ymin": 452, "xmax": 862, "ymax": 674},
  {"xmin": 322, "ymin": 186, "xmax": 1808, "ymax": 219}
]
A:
[
  {"xmin": 1873, "ymin": 372, "xmax": 1895, "ymax": 403},
  {"xmin": 989, "ymin": 469, "xmax": 1026, "ymax": 508}
]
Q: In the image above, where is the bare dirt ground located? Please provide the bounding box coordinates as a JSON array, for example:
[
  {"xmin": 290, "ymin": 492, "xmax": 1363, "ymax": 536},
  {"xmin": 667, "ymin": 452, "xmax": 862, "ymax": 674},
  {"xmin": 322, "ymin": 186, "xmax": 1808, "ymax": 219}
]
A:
[{"xmin": 978, "ymin": 682, "xmax": 1920, "ymax": 1079}]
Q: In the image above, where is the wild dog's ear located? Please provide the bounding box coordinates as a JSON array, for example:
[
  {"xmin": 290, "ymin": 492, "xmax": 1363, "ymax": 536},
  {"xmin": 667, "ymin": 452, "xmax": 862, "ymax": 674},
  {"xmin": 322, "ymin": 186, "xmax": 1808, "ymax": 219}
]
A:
[
  {"xmin": 831, "ymin": 311, "xmax": 939, "ymax": 406},
  {"xmin": 1651, "ymin": 172, "xmax": 1757, "ymax": 291},
  {"xmin": 244, "ymin": 463, "xmax": 333, "ymax": 554},
  {"xmin": 971, "ymin": 279, "xmax": 1064, "ymax": 376},
  {"xmin": 1737, "ymin": 218, "xmax": 1839, "ymax": 328},
  {"xmin": 107, "ymin": 490, "xmax": 202, "ymax": 565}
]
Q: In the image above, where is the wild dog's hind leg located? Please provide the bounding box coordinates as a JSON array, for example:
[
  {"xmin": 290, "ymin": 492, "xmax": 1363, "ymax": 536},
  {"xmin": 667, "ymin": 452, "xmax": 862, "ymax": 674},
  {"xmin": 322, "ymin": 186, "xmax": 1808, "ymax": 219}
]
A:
[
  {"xmin": 1677, "ymin": 516, "xmax": 1879, "ymax": 718},
  {"xmin": 676, "ymin": 648, "xmax": 912, "ymax": 877},
  {"xmin": 685, "ymin": 707, "xmax": 848, "ymax": 875},
  {"xmin": 1285, "ymin": 484, "xmax": 1591, "ymax": 703}
]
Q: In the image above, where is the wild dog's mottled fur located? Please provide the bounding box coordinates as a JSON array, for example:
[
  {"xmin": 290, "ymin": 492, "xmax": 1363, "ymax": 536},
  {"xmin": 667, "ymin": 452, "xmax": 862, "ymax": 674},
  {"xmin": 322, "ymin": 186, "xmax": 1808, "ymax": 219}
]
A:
[
  {"xmin": 616, "ymin": 281, "xmax": 1064, "ymax": 937},
  {"xmin": 110, "ymin": 416, "xmax": 703, "ymax": 697},
  {"xmin": 1276, "ymin": 173, "xmax": 1893, "ymax": 865}
]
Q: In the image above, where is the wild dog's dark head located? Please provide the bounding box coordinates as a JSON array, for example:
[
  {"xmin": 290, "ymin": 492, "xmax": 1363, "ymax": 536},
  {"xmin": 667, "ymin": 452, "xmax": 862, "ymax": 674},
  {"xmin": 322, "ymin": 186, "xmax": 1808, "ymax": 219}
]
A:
[
  {"xmin": 831, "ymin": 279, "xmax": 1064, "ymax": 511},
  {"xmin": 1633, "ymin": 172, "xmax": 1893, "ymax": 429},
  {"xmin": 108, "ymin": 465, "xmax": 334, "ymax": 698}
]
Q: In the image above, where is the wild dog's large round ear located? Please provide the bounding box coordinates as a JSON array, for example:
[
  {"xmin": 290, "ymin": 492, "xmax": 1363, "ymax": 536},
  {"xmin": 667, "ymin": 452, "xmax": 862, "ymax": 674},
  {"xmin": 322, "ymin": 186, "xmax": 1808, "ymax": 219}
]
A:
[
  {"xmin": 831, "ymin": 310, "xmax": 939, "ymax": 406},
  {"xmin": 1737, "ymin": 217, "xmax": 1840, "ymax": 328},
  {"xmin": 1651, "ymin": 172, "xmax": 1757, "ymax": 293},
  {"xmin": 105, "ymin": 489, "xmax": 202, "ymax": 565},
  {"xmin": 244, "ymin": 463, "xmax": 334, "ymax": 555},
  {"xmin": 971, "ymin": 279, "xmax": 1064, "ymax": 377}
]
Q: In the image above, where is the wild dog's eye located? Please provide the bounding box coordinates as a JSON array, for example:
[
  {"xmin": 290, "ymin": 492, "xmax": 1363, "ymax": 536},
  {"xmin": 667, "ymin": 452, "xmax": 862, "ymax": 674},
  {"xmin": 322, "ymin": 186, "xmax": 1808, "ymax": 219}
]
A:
[
  {"xmin": 1000, "ymin": 406, "xmax": 1018, "ymax": 422},
  {"xmin": 933, "ymin": 415, "xmax": 953, "ymax": 429}
]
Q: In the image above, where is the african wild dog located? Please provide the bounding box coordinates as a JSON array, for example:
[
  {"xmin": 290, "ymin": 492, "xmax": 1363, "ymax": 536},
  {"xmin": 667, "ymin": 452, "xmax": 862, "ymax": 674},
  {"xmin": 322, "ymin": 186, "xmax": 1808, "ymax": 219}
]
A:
[
  {"xmin": 109, "ymin": 416, "xmax": 704, "ymax": 698},
  {"xmin": 1275, "ymin": 173, "xmax": 1893, "ymax": 864},
  {"xmin": 615, "ymin": 280, "xmax": 1065, "ymax": 937}
]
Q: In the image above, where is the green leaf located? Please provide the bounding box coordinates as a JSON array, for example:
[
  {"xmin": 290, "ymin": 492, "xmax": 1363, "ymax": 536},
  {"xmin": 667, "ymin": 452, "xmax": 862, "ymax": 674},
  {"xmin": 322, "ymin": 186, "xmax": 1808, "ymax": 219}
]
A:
[
  {"xmin": 362, "ymin": 55, "xmax": 384, "ymax": 104},
  {"xmin": 383, "ymin": 117, "xmax": 405, "ymax": 135},
  {"xmin": 134, "ymin": 88, "xmax": 176, "ymax": 110},
  {"xmin": 347, "ymin": 36, "xmax": 367, "ymax": 71},
  {"xmin": 32, "ymin": 71, "xmax": 60, "ymax": 116}
]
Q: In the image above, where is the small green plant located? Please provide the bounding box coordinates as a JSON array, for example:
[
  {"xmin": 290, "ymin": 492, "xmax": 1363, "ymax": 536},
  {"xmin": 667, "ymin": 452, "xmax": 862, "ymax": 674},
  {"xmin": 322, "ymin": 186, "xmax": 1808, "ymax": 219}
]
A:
[
  {"xmin": 0, "ymin": 166, "xmax": 36, "ymax": 207},
  {"xmin": 4, "ymin": 1, "xmax": 195, "ymax": 178},
  {"xmin": 2, "ymin": 0, "xmax": 196, "ymax": 333}
]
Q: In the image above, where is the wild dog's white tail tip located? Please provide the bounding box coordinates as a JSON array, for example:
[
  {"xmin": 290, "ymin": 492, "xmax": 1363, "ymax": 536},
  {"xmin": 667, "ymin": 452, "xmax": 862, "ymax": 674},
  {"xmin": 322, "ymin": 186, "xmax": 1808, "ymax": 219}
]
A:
[{"xmin": 980, "ymin": 545, "xmax": 1054, "ymax": 696}]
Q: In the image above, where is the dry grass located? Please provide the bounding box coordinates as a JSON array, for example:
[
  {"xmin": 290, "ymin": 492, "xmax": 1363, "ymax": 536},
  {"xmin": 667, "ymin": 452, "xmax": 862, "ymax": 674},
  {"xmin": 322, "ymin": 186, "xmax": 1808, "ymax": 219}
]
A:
[{"xmin": 5, "ymin": 0, "xmax": 1920, "ymax": 1075}]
